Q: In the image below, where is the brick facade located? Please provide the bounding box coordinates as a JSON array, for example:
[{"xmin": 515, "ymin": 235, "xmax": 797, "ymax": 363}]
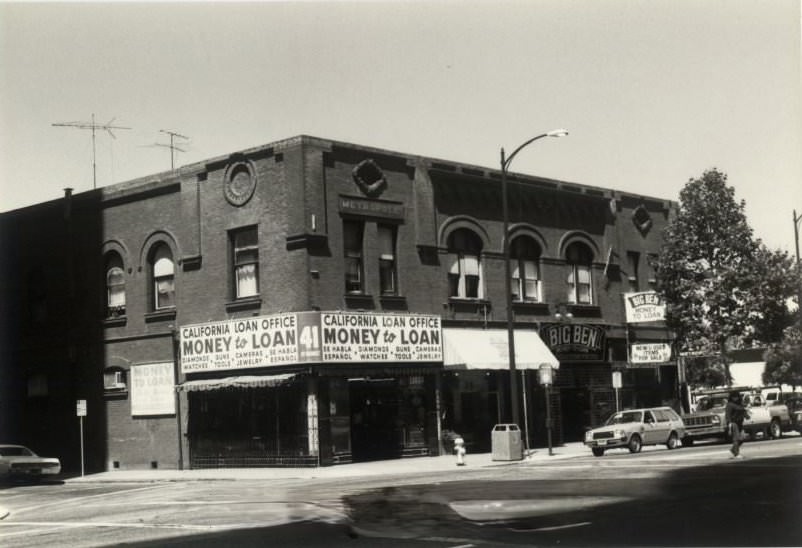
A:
[{"xmin": 0, "ymin": 135, "xmax": 676, "ymax": 472}]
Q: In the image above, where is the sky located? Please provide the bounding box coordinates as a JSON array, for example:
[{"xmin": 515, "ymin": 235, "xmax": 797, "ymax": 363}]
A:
[{"xmin": 1, "ymin": 0, "xmax": 800, "ymax": 255}]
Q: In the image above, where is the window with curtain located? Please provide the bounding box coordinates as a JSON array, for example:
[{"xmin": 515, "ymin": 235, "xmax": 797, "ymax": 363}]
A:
[
  {"xmin": 566, "ymin": 241, "xmax": 593, "ymax": 304},
  {"xmin": 233, "ymin": 227, "xmax": 259, "ymax": 298},
  {"xmin": 626, "ymin": 251, "xmax": 640, "ymax": 292},
  {"xmin": 344, "ymin": 220, "xmax": 364, "ymax": 293},
  {"xmin": 510, "ymin": 236, "xmax": 542, "ymax": 302},
  {"xmin": 105, "ymin": 252, "xmax": 126, "ymax": 317},
  {"xmin": 378, "ymin": 224, "xmax": 397, "ymax": 295},
  {"xmin": 447, "ymin": 228, "xmax": 483, "ymax": 299},
  {"xmin": 151, "ymin": 244, "xmax": 175, "ymax": 310},
  {"xmin": 647, "ymin": 253, "xmax": 658, "ymax": 287}
]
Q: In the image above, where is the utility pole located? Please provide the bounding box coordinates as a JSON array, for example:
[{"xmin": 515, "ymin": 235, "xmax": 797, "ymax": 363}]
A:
[{"xmin": 52, "ymin": 114, "xmax": 131, "ymax": 189}]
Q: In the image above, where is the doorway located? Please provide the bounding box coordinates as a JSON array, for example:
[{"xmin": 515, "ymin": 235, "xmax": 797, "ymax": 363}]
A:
[{"xmin": 349, "ymin": 378, "xmax": 401, "ymax": 461}]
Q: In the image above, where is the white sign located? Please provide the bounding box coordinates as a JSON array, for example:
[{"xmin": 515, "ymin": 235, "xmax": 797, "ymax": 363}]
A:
[
  {"xmin": 320, "ymin": 312, "xmax": 442, "ymax": 363},
  {"xmin": 180, "ymin": 312, "xmax": 443, "ymax": 373},
  {"xmin": 612, "ymin": 371, "xmax": 622, "ymax": 389},
  {"xmin": 180, "ymin": 313, "xmax": 303, "ymax": 373},
  {"xmin": 624, "ymin": 291, "xmax": 666, "ymax": 323},
  {"xmin": 131, "ymin": 362, "xmax": 176, "ymax": 416},
  {"xmin": 630, "ymin": 343, "xmax": 672, "ymax": 364},
  {"xmin": 76, "ymin": 399, "xmax": 87, "ymax": 417}
]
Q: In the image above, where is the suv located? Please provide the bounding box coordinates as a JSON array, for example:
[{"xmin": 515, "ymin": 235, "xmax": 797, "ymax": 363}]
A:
[{"xmin": 584, "ymin": 406, "xmax": 686, "ymax": 457}]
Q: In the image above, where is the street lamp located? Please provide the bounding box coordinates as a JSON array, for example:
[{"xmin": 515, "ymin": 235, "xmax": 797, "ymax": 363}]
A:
[
  {"xmin": 794, "ymin": 209, "xmax": 801, "ymax": 264},
  {"xmin": 501, "ymin": 129, "xmax": 568, "ymax": 427},
  {"xmin": 538, "ymin": 363, "xmax": 555, "ymax": 456},
  {"xmin": 794, "ymin": 209, "xmax": 801, "ymax": 323}
]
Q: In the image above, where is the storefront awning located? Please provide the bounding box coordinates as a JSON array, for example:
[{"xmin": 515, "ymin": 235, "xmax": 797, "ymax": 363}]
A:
[
  {"xmin": 177, "ymin": 373, "xmax": 297, "ymax": 392},
  {"xmin": 443, "ymin": 328, "xmax": 559, "ymax": 371}
]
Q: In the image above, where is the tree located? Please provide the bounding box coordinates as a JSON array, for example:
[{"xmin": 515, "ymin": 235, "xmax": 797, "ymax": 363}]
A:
[
  {"xmin": 653, "ymin": 169, "xmax": 796, "ymax": 387},
  {"xmin": 746, "ymin": 245, "xmax": 799, "ymax": 344},
  {"xmin": 762, "ymin": 321, "xmax": 802, "ymax": 389}
]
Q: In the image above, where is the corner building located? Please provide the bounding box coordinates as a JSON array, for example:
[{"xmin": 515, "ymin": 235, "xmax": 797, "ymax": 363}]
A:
[{"xmin": 0, "ymin": 135, "xmax": 677, "ymax": 472}]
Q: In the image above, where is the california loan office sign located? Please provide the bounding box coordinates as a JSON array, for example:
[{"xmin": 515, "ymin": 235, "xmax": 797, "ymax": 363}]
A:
[{"xmin": 179, "ymin": 311, "xmax": 443, "ymax": 373}]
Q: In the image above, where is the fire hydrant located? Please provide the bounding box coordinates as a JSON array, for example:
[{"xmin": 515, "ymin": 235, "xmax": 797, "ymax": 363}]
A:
[{"xmin": 454, "ymin": 437, "xmax": 466, "ymax": 466}]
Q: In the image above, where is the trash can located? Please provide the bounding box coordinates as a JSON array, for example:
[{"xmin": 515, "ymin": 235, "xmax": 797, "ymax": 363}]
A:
[{"xmin": 491, "ymin": 423, "xmax": 523, "ymax": 461}]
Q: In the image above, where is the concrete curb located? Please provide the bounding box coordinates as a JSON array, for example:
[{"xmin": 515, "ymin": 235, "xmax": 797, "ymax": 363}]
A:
[{"xmin": 65, "ymin": 445, "xmax": 590, "ymax": 484}]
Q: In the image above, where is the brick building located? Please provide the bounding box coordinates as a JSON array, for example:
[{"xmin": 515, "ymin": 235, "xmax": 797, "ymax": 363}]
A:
[{"xmin": 0, "ymin": 135, "xmax": 677, "ymax": 472}]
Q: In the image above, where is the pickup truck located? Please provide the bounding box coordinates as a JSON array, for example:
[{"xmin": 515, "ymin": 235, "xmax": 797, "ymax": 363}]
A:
[
  {"xmin": 758, "ymin": 390, "xmax": 799, "ymax": 434},
  {"xmin": 680, "ymin": 392, "xmax": 780, "ymax": 446}
]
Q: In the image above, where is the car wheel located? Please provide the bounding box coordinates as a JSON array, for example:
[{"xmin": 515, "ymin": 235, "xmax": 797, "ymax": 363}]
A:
[
  {"xmin": 769, "ymin": 420, "xmax": 782, "ymax": 440},
  {"xmin": 681, "ymin": 437, "xmax": 694, "ymax": 447},
  {"xmin": 628, "ymin": 434, "xmax": 642, "ymax": 454},
  {"xmin": 666, "ymin": 432, "xmax": 679, "ymax": 450},
  {"xmin": 591, "ymin": 447, "xmax": 605, "ymax": 457}
]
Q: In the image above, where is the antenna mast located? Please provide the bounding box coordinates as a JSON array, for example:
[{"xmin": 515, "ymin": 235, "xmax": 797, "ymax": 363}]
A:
[
  {"xmin": 52, "ymin": 114, "xmax": 131, "ymax": 189},
  {"xmin": 157, "ymin": 129, "xmax": 189, "ymax": 171}
]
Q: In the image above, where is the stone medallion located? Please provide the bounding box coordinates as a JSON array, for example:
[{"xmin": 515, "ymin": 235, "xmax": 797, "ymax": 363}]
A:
[{"xmin": 224, "ymin": 161, "xmax": 257, "ymax": 206}]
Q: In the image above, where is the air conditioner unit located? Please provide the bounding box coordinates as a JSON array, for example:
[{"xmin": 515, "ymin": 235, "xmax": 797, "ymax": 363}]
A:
[{"xmin": 104, "ymin": 371, "xmax": 126, "ymax": 390}]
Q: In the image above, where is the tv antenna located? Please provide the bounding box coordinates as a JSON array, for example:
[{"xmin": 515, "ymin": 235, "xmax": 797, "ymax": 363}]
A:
[
  {"xmin": 52, "ymin": 114, "xmax": 131, "ymax": 189},
  {"xmin": 150, "ymin": 129, "xmax": 189, "ymax": 171}
]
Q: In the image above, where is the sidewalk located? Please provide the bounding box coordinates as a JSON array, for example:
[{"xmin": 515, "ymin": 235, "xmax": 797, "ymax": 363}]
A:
[{"xmin": 66, "ymin": 442, "xmax": 589, "ymax": 483}]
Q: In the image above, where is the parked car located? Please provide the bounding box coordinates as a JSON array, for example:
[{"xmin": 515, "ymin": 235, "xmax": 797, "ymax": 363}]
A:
[
  {"xmin": 584, "ymin": 407, "xmax": 686, "ymax": 457},
  {"xmin": 0, "ymin": 444, "xmax": 61, "ymax": 482}
]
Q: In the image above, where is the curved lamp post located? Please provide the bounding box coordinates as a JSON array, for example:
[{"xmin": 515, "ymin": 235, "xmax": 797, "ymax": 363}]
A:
[
  {"xmin": 501, "ymin": 129, "xmax": 568, "ymax": 427},
  {"xmin": 795, "ymin": 210, "xmax": 801, "ymax": 324}
]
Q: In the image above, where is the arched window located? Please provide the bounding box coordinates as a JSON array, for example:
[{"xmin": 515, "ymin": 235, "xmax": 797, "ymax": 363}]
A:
[
  {"xmin": 447, "ymin": 228, "xmax": 483, "ymax": 299},
  {"xmin": 565, "ymin": 241, "xmax": 594, "ymax": 304},
  {"xmin": 510, "ymin": 236, "xmax": 542, "ymax": 302},
  {"xmin": 105, "ymin": 252, "xmax": 126, "ymax": 318},
  {"xmin": 150, "ymin": 244, "xmax": 175, "ymax": 310}
]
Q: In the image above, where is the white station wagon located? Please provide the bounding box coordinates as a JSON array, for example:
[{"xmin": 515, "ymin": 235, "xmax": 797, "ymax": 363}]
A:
[{"xmin": 584, "ymin": 406, "xmax": 687, "ymax": 457}]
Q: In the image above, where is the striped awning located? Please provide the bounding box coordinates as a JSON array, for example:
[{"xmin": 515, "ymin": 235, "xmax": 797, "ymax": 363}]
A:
[{"xmin": 177, "ymin": 373, "xmax": 297, "ymax": 392}]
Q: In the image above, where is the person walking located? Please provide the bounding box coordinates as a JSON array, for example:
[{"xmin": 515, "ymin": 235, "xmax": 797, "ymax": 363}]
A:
[{"xmin": 725, "ymin": 391, "xmax": 750, "ymax": 459}]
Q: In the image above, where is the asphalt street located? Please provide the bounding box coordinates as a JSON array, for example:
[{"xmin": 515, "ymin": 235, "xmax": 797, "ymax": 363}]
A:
[{"xmin": 1, "ymin": 436, "xmax": 800, "ymax": 547}]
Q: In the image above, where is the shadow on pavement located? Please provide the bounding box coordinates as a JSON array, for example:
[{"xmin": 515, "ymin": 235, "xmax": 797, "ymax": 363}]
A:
[{"xmin": 99, "ymin": 455, "xmax": 802, "ymax": 548}]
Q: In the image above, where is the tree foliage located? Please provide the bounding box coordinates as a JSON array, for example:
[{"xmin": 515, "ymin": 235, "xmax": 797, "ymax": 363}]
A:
[
  {"xmin": 653, "ymin": 169, "xmax": 798, "ymax": 387},
  {"xmin": 763, "ymin": 321, "xmax": 802, "ymax": 389}
]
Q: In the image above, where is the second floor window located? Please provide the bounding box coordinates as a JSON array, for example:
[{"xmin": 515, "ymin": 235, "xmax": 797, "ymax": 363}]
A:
[
  {"xmin": 105, "ymin": 252, "xmax": 126, "ymax": 317},
  {"xmin": 378, "ymin": 224, "xmax": 397, "ymax": 295},
  {"xmin": 151, "ymin": 244, "xmax": 175, "ymax": 310},
  {"xmin": 566, "ymin": 241, "xmax": 593, "ymax": 305},
  {"xmin": 233, "ymin": 227, "xmax": 259, "ymax": 298},
  {"xmin": 510, "ymin": 236, "xmax": 542, "ymax": 302},
  {"xmin": 344, "ymin": 220, "xmax": 364, "ymax": 293},
  {"xmin": 447, "ymin": 228, "xmax": 483, "ymax": 299},
  {"xmin": 626, "ymin": 251, "xmax": 640, "ymax": 293},
  {"xmin": 647, "ymin": 253, "xmax": 658, "ymax": 287}
]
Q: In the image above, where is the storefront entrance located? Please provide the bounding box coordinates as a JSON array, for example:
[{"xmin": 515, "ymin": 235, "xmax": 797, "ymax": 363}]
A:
[
  {"xmin": 349, "ymin": 378, "xmax": 401, "ymax": 462},
  {"xmin": 186, "ymin": 381, "xmax": 311, "ymax": 468}
]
